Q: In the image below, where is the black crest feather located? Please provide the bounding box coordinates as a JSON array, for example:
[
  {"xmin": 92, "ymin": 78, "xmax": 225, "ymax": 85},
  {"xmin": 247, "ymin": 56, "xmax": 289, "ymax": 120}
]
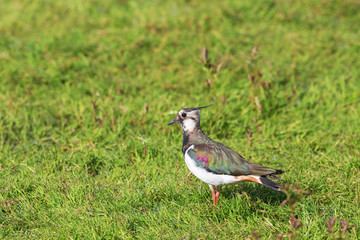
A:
[{"xmin": 183, "ymin": 104, "xmax": 213, "ymax": 112}]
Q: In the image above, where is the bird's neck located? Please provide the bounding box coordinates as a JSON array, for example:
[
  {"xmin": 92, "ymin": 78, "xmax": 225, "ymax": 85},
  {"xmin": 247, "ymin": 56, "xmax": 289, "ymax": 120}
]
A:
[{"xmin": 182, "ymin": 127, "xmax": 207, "ymax": 155}]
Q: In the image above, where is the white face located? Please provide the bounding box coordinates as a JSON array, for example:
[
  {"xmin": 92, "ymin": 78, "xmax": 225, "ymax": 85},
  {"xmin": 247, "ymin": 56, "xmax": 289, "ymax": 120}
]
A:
[
  {"xmin": 182, "ymin": 118, "xmax": 196, "ymax": 131},
  {"xmin": 178, "ymin": 109, "xmax": 199, "ymax": 132}
]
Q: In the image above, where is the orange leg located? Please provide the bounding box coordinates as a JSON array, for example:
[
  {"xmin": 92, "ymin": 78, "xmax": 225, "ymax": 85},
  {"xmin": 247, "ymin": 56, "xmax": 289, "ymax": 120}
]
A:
[
  {"xmin": 209, "ymin": 185, "xmax": 220, "ymax": 206},
  {"xmin": 211, "ymin": 185, "xmax": 216, "ymax": 203},
  {"xmin": 214, "ymin": 191, "xmax": 220, "ymax": 206}
]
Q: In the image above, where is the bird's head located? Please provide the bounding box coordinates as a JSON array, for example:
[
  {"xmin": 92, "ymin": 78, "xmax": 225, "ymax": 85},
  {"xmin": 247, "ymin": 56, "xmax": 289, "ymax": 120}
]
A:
[{"xmin": 168, "ymin": 104, "xmax": 212, "ymax": 132}]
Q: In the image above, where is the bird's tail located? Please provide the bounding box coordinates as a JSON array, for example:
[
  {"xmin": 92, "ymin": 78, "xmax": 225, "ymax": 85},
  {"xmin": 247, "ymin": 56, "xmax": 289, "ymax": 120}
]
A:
[
  {"xmin": 239, "ymin": 174, "xmax": 283, "ymax": 191},
  {"xmin": 239, "ymin": 167, "xmax": 284, "ymax": 191},
  {"xmin": 260, "ymin": 169, "xmax": 284, "ymax": 191},
  {"xmin": 259, "ymin": 176, "xmax": 282, "ymax": 191}
]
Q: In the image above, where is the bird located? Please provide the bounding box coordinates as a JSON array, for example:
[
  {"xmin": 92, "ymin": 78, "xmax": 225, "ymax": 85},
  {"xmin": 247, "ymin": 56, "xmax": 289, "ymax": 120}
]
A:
[{"xmin": 168, "ymin": 105, "xmax": 284, "ymax": 206}]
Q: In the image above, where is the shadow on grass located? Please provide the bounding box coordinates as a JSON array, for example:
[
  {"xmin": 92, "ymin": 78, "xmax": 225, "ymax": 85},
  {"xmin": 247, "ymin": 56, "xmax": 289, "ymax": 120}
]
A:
[{"xmin": 220, "ymin": 183, "xmax": 287, "ymax": 205}]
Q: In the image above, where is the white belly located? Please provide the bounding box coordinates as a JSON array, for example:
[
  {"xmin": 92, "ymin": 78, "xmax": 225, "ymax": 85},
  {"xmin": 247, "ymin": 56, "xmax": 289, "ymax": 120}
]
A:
[{"xmin": 184, "ymin": 145, "xmax": 241, "ymax": 186}]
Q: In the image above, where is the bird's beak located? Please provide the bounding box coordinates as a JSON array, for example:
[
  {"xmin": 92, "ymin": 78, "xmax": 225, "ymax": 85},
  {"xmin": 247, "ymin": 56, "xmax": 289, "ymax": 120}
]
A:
[{"xmin": 167, "ymin": 118, "xmax": 178, "ymax": 125}]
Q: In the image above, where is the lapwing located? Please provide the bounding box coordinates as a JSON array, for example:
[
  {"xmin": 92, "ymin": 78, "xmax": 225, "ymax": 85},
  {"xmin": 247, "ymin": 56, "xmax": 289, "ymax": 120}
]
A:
[{"xmin": 168, "ymin": 105, "xmax": 284, "ymax": 206}]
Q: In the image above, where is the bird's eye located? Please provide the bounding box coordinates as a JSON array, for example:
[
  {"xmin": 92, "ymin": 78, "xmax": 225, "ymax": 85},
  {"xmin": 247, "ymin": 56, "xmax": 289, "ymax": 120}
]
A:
[{"xmin": 181, "ymin": 113, "xmax": 187, "ymax": 118}]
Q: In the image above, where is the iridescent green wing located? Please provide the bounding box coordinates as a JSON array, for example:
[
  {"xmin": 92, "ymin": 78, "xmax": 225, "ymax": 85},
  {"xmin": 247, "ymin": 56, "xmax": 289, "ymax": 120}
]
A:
[{"xmin": 187, "ymin": 143, "xmax": 278, "ymax": 176}]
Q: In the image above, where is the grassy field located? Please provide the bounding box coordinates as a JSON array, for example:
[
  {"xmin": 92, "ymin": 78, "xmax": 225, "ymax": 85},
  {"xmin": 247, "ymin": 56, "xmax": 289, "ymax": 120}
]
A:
[{"xmin": 1, "ymin": 0, "xmax": 360, "ymax": 238}]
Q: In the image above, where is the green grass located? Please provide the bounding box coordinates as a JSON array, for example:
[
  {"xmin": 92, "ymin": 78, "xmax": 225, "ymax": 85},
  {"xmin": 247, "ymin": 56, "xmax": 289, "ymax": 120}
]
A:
[{"xmin": 1, "ymin": 0, "xmax": 360, "ymax": 238}]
